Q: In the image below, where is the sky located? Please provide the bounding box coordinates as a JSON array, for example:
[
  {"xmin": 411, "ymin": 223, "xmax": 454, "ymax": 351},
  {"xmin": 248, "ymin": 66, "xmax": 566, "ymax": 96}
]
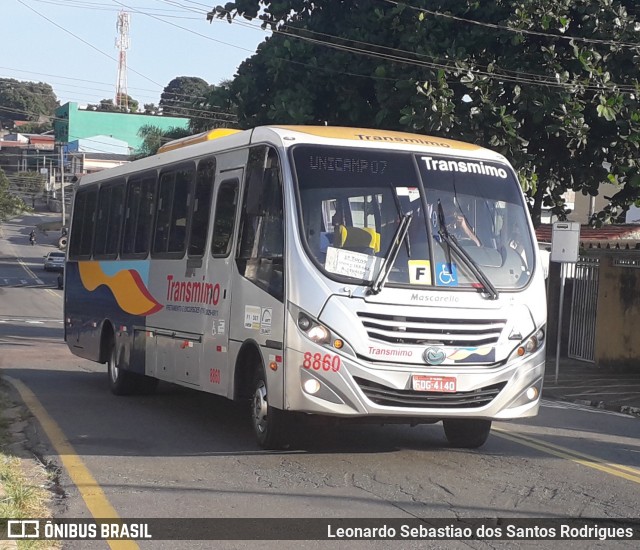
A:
[{"xmin": 3, "ymin": 0, "xmax": 269, "ymax": 107}]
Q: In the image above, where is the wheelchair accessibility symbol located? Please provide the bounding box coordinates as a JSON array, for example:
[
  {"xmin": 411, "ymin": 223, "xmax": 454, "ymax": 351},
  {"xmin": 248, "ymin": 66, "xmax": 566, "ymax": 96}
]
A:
[{"xmin": 436, "ymin": 262, "xmax": 458, "ymax": 286}]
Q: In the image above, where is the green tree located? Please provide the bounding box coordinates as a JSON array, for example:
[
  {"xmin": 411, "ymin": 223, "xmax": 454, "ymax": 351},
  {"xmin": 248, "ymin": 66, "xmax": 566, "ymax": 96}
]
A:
[
  {"xmin": 10, "ymin": 171, "xmax": 46, "ymax": 207},
  {"xmin": 209, "ymin": 0, "xmax": 640, "ymax": 226},
  {"xmin": 116, "ymin": 94, "xmax": 140, "ymax": 113},
  {"xmin": 134, "ymin": 124, "xmax": 192, "ymax": 158},
  {"xmin": 0, "ymin": 167, "xmax": 27, "ymax": 221},
  {"xmin": 160, "ymin": 77, "xmax": 211, "ymax": 117},
  {"xmin": 0, "ymin": 78, "xmax": 58, "ymax": 127},
  {"xmin": 12, "ymin": 121, "xmax": 53, "ymax": 134},
  {"xmin": 189, "ymin": 80, "xmax": 239, "ymax": 133},
  {"xmin": 88, "ymin": 95, "xmax": 140, "ymax": 113},
  {"xmin": 86, "ymin": 99, "xmax": 118, "ymax": 112},
  {"xmin": 143, "ymin": 103, "xmax": 159, "ymax": 115}
]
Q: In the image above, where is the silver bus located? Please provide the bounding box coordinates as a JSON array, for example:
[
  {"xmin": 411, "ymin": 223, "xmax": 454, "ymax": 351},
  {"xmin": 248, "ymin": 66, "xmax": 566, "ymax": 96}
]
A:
[{"xmin": 64, "ymin": 125, "xmax": 546, "ymax": 449}]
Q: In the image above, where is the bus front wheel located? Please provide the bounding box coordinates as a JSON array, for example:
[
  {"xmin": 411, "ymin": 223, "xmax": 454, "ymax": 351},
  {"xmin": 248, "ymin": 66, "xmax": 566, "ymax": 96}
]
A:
[
  {"xmin": 251, "ymin": 371, "xmax": 288, "ymax": 450},
  {"xmin": 107, "ymin": 340, "xmax": 138, "ymax": 396},
  {"xmin": 443, "ymin": 419, "xmax": 492, "ymax": 449}
]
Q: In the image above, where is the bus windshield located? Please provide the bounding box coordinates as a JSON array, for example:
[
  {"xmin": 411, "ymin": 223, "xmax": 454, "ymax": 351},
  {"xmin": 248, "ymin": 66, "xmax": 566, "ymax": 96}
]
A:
[{"xmin": 292, "ymin": 145, "xmax": 534, "ymax": 290}]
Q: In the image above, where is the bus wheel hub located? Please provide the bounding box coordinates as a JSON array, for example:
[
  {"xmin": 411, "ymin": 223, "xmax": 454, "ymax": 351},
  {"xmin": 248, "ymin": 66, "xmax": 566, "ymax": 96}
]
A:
[{"xmin": 253, "ymin": 384, "xmax": 268, "ymax": 433}]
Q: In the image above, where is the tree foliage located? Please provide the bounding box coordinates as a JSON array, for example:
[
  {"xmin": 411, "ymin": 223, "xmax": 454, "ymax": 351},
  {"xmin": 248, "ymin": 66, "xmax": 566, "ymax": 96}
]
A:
[
  {"xmin": 0, "ymin": 167, "xmax": 27, "ymax": 222},
  {"xmin": 160, "ymin": 77, "xmax": 211, "ymax": 117},
  {"xmin": 209, "ymin": 0, "xmax": 640, "ymax": 226},
  {"xmin": 87, "ymin": 95, "xmax": 140, "ymax": 113},
  {"xmin": 9, "ymin": 171, "xmax": 46, "ymax": 202},
  {"xmin": 134, "ymin": 124, "xmax": 192, "ymax": 158},
  {"xmin": 0, "ymin": 78, "xmax": 58, "ymax": 127},
  {"xmin": 188, "ymin": 80, "xmax": 239, "ymax": 133}
]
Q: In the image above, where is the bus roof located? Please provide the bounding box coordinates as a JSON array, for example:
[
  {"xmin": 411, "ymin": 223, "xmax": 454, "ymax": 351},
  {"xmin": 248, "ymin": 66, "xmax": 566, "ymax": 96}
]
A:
[
  {"xmin": 159, "ymin": 125, "xmax": 486, "ymax": 155},
  {"xmin": 157, "ymin": 128, "xmax": 242, "ymax": 154},
  {"xmin": 77, "ymin": 125, "xmax": 506, "ymax": 187},
  {"xmin": 268, "ymin": 125, "xmax": 484, "ymax": 152}
]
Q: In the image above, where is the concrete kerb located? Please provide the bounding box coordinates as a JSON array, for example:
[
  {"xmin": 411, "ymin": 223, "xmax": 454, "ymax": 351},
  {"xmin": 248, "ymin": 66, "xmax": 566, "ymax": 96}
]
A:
[{"xmin": 568, "ymin": 398, "xmax": 640, "ymax": 418}]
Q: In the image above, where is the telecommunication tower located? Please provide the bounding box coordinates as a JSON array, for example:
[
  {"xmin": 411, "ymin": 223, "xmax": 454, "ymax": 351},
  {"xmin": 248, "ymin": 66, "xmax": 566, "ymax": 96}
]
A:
[{"xmin": 115, "ymin": 10, "xmax": 131, "ymax": 110}]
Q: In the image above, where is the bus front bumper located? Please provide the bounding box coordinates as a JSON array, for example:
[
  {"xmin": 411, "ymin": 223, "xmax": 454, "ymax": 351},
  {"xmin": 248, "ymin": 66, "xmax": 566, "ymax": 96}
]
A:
[{"xmin": 284, "ymin": 346, "xmax": 546, "ymax": 421}]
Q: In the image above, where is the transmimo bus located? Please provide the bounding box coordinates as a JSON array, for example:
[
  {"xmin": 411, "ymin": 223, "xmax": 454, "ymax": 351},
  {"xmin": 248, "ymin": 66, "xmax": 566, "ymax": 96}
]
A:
[{"xmin": 64, "ymin": 126, "xmax": 546, "ymax": 449}]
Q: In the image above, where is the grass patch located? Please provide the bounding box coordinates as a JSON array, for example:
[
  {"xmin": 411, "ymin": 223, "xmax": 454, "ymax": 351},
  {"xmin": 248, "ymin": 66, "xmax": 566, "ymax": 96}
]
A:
[
  {"xmin": 0, "ymin": 389, "xmax": 60, "ymax": 549},
  {"xmin": 0, "ymin": 456, "xmax": 47, "ymax": 518}
]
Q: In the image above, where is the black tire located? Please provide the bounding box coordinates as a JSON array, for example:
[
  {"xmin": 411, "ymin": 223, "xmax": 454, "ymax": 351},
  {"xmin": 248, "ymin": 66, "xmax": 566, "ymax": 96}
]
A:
[
  {"xmin": 107, "ymin": 338, "xmax": 138, "ymax": 396},
  {"xmin": 58, "ymin": 236, "xmax": 68, "ymax": 250},
  {"xmin": 443, "ymin": 419, "xmax": 492, "ymax": 449},
  {"xmin": 251, "ymin": 369, "xmax": 289, "ymax": 450}
]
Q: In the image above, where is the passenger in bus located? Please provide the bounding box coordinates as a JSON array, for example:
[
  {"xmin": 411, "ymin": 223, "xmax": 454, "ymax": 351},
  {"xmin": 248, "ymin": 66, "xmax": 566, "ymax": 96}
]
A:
[{"xmin": 440, "ymin": 199, "xmax": 481, "ymax": 246}]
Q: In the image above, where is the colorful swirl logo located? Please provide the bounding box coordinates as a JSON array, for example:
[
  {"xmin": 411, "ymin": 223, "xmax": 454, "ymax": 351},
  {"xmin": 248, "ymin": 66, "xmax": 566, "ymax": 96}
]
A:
[{"xmin": 78, "ymin": 261, "xmax": 163, "ymax": 316}]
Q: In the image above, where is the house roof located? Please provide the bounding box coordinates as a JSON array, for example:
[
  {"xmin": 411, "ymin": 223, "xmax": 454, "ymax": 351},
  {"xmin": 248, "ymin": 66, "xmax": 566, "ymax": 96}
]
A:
[
  {"xmin": 0, "ymin": 139, "xmax": 55, "ymax": 151},
  {"xmin": 67, "ymin": 151, "xmax": 130, "ymax": 161},
  {"xmin": 535, "ymin": 223, "xmax": 640, "ymax": 250}
]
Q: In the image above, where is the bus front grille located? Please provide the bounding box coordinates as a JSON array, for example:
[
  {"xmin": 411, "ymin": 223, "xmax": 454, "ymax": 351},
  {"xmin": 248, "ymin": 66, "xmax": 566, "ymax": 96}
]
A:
[
  {"xmin": 357, "ymin": 312, "xmax": 506, "ymax": 347},
  {"xmin": 353, "ymin": 377, "xmax": 506, "ymax": 409}
]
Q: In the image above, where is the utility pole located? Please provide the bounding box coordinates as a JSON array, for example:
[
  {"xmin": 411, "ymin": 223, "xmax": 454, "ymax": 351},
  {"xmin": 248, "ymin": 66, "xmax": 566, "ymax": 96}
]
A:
[
  {"xmin": 59, "ymin": 143, "xmax": 65, "ymax": 226},
  {"xmin": 115, "ymin": 10, "xmax": 130, "ymax": 110}
]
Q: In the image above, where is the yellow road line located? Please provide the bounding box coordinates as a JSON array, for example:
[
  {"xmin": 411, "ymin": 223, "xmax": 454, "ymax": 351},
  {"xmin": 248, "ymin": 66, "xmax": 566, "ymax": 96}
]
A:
[
  {"xmin": 494, "ymin": 427, "xmax": 640, "ymax": 484},
  {"xmin": 6, "ymin": 376, "xmax": 139, "ymax": 550},
  {"xmin": 17, "ymin": 257, "xmax": 41, "ymax": 281}
]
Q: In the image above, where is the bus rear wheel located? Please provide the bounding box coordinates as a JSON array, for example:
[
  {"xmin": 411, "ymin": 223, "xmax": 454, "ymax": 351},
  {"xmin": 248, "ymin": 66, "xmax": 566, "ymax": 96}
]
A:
[
  {"xmin": 443, "ymin": 419, "xmax": 492, "ymax": 449},
  {"xmin": 107, "ymin": 339, "xmax": 138, "ymax": 396},
  {"xmin": 251, "ymin": 371, "xmax": 289, "ymax": 450}
]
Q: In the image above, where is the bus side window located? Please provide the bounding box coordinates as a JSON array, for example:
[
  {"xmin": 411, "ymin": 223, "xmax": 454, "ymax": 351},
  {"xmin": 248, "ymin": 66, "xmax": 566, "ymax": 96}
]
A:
[
  {"xmin": 188, "ymin": 158, "xmax": 216, "ymax": 257},
  {"xmin": 153, "ymin": 165, "xmax": 194, "ymax": 257},
  {"xmin": 68, "ymin": 188, "xmax": 97, "ymax": 260},
  {"xmin": 211, "ymin": 180, "xmax": 238, "ymax": 257},
  {"xmin": 122, "ymin": 173, "xmax": 156, "ymax": 258},
  {"xmin": 94, "ymin": 180, "xmax": 125, "ymax": 259},
  {"xmin": 236, "ymin": 146, "xmax": 284, "ymax": 302}
]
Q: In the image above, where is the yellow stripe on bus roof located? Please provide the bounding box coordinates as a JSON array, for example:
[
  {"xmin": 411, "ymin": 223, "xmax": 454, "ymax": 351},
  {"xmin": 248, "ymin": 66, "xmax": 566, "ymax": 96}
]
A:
[
  {"xmin": 157, "ymin": 128, "xmax": 241, "ymax": 154},
  {"xmin": 273, "ymin": 125, "xmax": 481, "ymax": 151}
]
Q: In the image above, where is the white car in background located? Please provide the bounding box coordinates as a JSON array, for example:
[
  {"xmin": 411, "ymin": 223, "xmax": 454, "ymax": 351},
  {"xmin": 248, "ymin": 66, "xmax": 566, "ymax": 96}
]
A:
[{"xmin": 44, "ymin": 251, "xmax": 65, "ymax": 272}]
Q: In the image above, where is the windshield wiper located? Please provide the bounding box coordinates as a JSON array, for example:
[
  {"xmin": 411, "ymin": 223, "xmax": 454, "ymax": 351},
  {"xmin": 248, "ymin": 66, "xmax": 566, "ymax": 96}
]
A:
[
  {"xmin": 369, "ymin": 212, "xmax": 413, "ymax": 295},
  {"xmin": 436, "ymin": 202, "xmax": 499, "ymax": 300}
]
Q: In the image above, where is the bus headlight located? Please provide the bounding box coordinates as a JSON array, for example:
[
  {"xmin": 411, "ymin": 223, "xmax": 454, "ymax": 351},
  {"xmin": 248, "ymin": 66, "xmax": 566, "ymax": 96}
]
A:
[
  {"xmin": 517, "ymin": 327, "xmax": 545, "ymax": 356},
  {"xmin": 307, "ymin": 325, "xmax": 331, "ymax": 344},
  {"xmin": 293, "ymin": 306, "xmax": 354, "ymax": 355},
  {"xmin": 298, "ymin": 313, "xmax": 331, "ymax": 344},
  {"xmin": 298, "ymin": 314, "xmax": 312, "ymax": 331}
]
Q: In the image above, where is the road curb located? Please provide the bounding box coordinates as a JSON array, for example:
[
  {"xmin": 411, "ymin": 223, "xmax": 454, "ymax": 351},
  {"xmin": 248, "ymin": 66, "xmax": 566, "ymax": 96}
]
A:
[{"xmin": 568, "ymin": 398, "xmax": 640, "ymax": 418}]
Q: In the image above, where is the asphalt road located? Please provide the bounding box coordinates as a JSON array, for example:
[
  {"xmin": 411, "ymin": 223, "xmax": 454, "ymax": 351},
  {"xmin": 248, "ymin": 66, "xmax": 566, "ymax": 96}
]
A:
[{"xmin": 1, "ymin": 213, "xmax": 639, "ymax": 549}]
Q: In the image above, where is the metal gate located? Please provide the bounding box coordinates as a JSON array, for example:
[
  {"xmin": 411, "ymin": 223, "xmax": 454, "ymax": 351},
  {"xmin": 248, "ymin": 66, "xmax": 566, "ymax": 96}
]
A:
[{"xmin": 567, "ymin": 256, "xmax": 600, "ymax": 362}]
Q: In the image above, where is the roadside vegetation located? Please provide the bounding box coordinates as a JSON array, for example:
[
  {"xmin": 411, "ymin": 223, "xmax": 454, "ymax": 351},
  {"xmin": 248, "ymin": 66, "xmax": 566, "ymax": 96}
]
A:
[{"xmin": 0, "ymin": 386, "xmax": 59, "ymax": 549}]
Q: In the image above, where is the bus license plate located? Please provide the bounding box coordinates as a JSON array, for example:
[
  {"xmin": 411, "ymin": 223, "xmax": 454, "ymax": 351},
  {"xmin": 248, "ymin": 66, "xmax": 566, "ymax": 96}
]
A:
[{"xmin": 412, "ymin": 375, "xmax": 457, "ymax": 393}]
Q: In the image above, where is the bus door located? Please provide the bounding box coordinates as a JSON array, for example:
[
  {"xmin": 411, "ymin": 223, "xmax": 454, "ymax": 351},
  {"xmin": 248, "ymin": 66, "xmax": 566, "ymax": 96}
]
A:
[
  {"xmin": 204, "ymin": 169, "xmax": 243, "ymax": 396},
  {"xmin": 227, "ymin": 146, "xmax": 286, "ymax": 406}
]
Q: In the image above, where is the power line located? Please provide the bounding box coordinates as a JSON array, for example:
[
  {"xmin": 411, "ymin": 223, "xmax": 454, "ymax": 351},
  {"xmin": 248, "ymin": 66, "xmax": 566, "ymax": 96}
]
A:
[
  {"xmin": 0, "ymin": 76, "xmax": 239, "ymax": 120},
  {"xmin": 13, "ymin": 0, "xmax": 639, "ymax": 119},
  {"xmin": 16, "ymin": 0, "xmax": 165, "ymax": 89},
  {"xmin": 384, "ymin": 0, "xmax": 640, "ymax": 50},
  {"xmin": 0, "ymin": 103, "xmax": 238, "ymax": 133},
  {"xmin": 31, "ymin": 0, "xmax": 201, "ymax": 17},
  {"xmin": 0, "ymin": 67, "xmax": 233, "ymax": 109},
  {"xmin": 208, "ymin": 4, "xmax": 638, "ymax": 94},
  {"xmin": 113, "ymin": 0, "xmax": 258, "ymax": 53}
]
